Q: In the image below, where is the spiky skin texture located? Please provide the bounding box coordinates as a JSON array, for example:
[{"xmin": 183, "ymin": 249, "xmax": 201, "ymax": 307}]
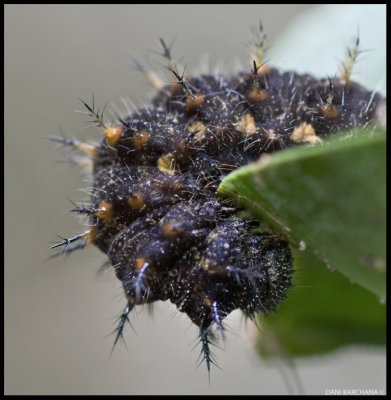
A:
[
  {"xmin": 53, "ymin": 36, "xmax": 385, "ymax": 373},
  {"xmin": 89, "ymin": 68, "xmax": 382, "ymax": 329}
]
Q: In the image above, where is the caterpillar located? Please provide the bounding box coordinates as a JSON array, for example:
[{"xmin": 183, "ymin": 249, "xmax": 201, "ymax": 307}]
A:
[{"xmin": 51, "ymin": 23, "xmax": 385, "ymax": 375}]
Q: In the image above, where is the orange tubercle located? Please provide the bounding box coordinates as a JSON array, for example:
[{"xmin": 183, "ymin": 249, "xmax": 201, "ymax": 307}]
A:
[
  {"xmin": 323, "ymin": 104, "xmax": 339, "ymax": 118},
  {"xmin": 85, "ymin": 227, "xmax": 99, "ymax": 245},
  {"xmin": 186, "ymin": 93, "xmax": 204, "ymax": 112},
  {"xmin": 127, "ymin": 192, "xmax": 145, "ymax": 211},
  {"xmin": 104, "ymin": 126, "xmax": 122, "ymax": 147},
  {"xmin": 162, "ymin": 221, "xmax": 183, "ymax": 238},
  {"xmin": 249, "ymin": 88, "xmax": 268, "ymax": 101},
  {"xmin": 203, "ymin": 298, "xmax": 212, "ymax": 307},
  {"xmin": 136, "ymin": 258, "xmax": 149, "ymax": 270},
  {"xmin": 133, "ymin": 130, "xmax": 149, "ymax": 148},
  {"xmin": 96, "ymin": 201, "xmax": 113, "ymax": 223}
]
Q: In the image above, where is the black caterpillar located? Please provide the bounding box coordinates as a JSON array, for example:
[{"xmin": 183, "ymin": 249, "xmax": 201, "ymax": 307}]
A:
[{"xmin": 51, "ymin": 24, "xmax": 385, "ymax": 373}]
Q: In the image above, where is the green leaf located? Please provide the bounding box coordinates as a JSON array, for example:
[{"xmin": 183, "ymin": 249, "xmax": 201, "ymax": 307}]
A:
[
  {"xmin": 218, "ymin": 128, "xmax": 386, "ymax": 299},
  {"xmin": 255, "ymin": 248, "xmax": 386, "ymax": 357},
  {"xmin": 226, "ymin": 4, "xmax": 387, "ymax": 359}
]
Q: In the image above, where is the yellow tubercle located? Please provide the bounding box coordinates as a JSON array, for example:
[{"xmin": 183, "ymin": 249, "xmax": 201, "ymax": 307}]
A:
[
  {"xmin": 157, "ymin": 153, "xmax": 176, "ymax": 175},
  {"xmin": 290, "ymin": 122, "xmax": 322, "ymax": 145},
  {"xmin": 236, "ymin": 114, "xmax": 257, "ymax": 137}
]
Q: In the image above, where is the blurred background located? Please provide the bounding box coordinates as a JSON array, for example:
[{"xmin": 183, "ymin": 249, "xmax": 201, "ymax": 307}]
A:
[{"xmin": 4, "ymin": 4, "xmax": 386, "ymax": 395}]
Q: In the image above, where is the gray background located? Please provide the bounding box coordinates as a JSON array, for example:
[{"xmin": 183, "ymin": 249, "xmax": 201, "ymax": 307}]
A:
[{"xmin": 4, "ymin": 4, "xmax": 386, "ymax": 395}]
